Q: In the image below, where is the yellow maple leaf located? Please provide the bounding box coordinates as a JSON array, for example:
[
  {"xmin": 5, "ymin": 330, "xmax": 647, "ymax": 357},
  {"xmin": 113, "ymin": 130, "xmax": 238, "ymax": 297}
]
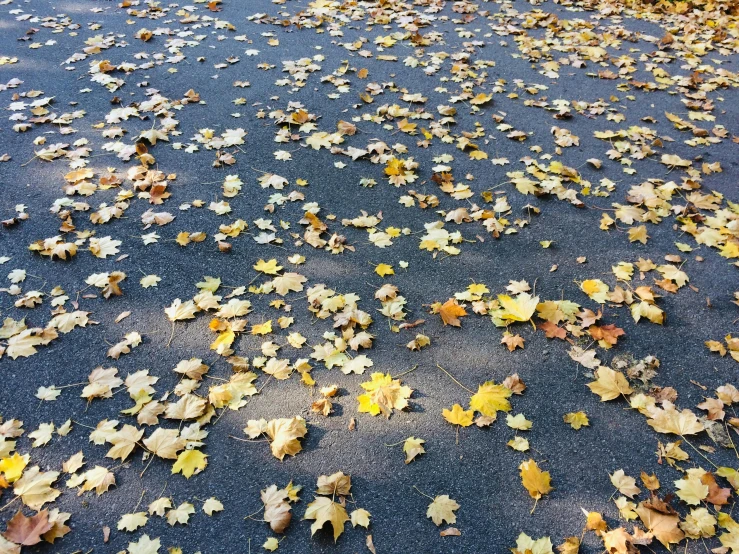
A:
[
  {"xmin": 254, "ymin": 259, "xmax": 283, "ymax": 275},
  {"xmin": 0, "ymin": 453, "xmax": 29, "ymax": 483},
  {"xmin": 646, "ymin": 403, "xmax": 704, "ymax": 436},
  {"xmin": 675, "ymin": 472, "xmax": 708, "ymax": 505},
  {"xmin": 587, "ymin": 367, "xmax": 633, "ymax": 401},
  {"xmin": 403, "ymin": 437, "xmax": 425, "ymax": 464},
  {"xmin": 374, "ymin": 263, "xmax": 394, "ymax": 277},
  {"xmin": 426, "ymin": 495, "xmax": 459, "ymax": 526},
  {"xmin": 172, "ymin": 450, "xmax": 208, "ymax": 479},
  {"xmin": 251, "ymin": 320, "xmax": 273, "ymax": 335},
  {"xmin": 13, "ymin": 466, "xmax": 60, "ymax": 510},
  {"xmin": 519, "ymin": 459, "xmax": 553, "ymax": 500},
  {"xmin": 442, "ymin": 404, "xmax": 473, "ymax": 427},
  {"xmin": 266, "ymin": 416, "xmax": 307, "ymax": 460},
  {"xmin": 271, "ymin": 273, "xmax": 307, "ymax": 296},
  {"xmin": 304, "ymin": 496, "xmax": 349, "ymax": 542},
  {"xmin": 497, "ymin": 293, "xmax": 539, "ymax": 322},
  {"xmin": 563, "ymin": 412, "xmax": 589, "ymax": 430},
  {"xmin": 469, "ymin": 381, "xmax": 512, "ymax": 416},
  {"xmin": 581, "ymin": 279, "xmax": 609, "ymax": 303},
  {"xmin": 357, "ymin": 373, "xmax": 412, "ymax": 418},
  {"xmin": 143, "ymin": 428, "xmax": 186, "ymax": 460},
  {"xmin": 469, "ymin": 92, "xmax": 493, "ymax": 105}
]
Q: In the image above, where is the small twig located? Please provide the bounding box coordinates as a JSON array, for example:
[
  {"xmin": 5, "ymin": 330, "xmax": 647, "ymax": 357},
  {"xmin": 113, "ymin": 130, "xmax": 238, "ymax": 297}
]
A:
[
  {"xmin": 436, "ymin": 365, "xmax": 474, "ymax": 394},
  {"xmin": 392, "ymin": 365, "xmax": 418, "ymax": 380},
  {"xmin": 681, "ymin": 436, "xmax": 718, "ymax": 469}
]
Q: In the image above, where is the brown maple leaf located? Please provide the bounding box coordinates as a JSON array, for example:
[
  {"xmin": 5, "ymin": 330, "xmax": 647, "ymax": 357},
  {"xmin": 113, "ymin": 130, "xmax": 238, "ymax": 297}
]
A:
[
  {"xmin": 702, "ymin": 473, "xmax": 731, "ymax": 506},
  {"xmin": 589, "ymin": 324, "xmax": 625, "ymax": 347},
  {"xmin": 501, "ymin": 333, "xmax": 525, "ymax": 352},
  {"xmin": 3, "ymin": 510, "xmax": 52, "ymax": 546},
  {"xmin": 539, "ymin": 321, "xmax": 566, "ymax": 339}
]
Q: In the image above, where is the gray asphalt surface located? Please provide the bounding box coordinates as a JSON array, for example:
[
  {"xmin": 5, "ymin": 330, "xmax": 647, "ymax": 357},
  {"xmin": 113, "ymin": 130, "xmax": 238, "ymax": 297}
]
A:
[{"xmin": 0, "ymin": 0, "xmax": 738, "ymax": 552}]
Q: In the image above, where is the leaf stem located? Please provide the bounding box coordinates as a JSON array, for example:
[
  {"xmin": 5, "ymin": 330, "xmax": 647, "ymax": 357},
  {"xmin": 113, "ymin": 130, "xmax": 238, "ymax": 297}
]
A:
[{"xmin": 412, "ymin": 485, "xmax": 435, "ymax": 501}]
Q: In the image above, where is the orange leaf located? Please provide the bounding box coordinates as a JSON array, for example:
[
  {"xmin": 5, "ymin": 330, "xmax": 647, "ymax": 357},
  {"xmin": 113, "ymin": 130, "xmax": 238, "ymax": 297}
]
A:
[{"xmin": 438, "ymin": 299, "xmax": 467, "ymax": 327}]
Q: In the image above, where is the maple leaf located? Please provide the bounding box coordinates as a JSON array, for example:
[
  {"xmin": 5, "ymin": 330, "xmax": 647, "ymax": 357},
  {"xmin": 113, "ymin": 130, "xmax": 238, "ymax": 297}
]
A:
[
  {"xmin": 164, "ymin": 299, "xmax": 199, "ymax": 322},
  {"xmin": 316, "ymin": 472, "xmax": 352, "ymax": 496},
  {"xmin": 48, "ymin": 311, "xmax": 89, "ymax": 334},
  {"xmin": 720, "ymin": 529, "xmax": 739, "ymax": 551},
  {"xmin": 106, "ymin": 424, "xmax": 144, "ymax": 461},
  {"xmin": 507, "ymin": 436, "xmax": 529, "ymax": 451},
  {"xmin": 469, "ymin": 381, "xmax": 512, "ymax": 417},
  {"xmin": 77, "ymin": 466, "xmax": 115, "ymax": 496},
  {"xmin": 262, "ymin": 485, "xmax": 292, "ymax": 533},
  {"xmin": 442, "ymin": 404, "xmax": 474, "ymax": 427},
  {"xmin": 254, "ymin": 259, "xmax": 283, "ymax": 275},
  {"xmin": 519, "ymin": 459, "xmax": 553, "ymax": 500},
  {"xmin": 357, "ymin": 373, "xmax": 412, "ymax": 418},
  {"xmin": 5, "ymin": 329, "xmax": 46, "ymax": 359},
  {"xmin": 563, "ymin": 412, "xmax": 589, "ymax": 430},
  {"xmin": 88, "ymin": 236, "xmax": 121, "ymax": 259},
  {"xmin": 203, "ymin": 498, "xmax": 224, "ymax": 516},
  {"xmin": 350, "ymin": 508, "xmax": 371, "ymax": 528},
  {"xmin": 438, "ymin": 298, "xmax": 467, "ymax": 327},
  {"xmin": 143, "ymin": 428, "xmax": 186, "ymax": 460},
  {"xmin": 636, "ymin": 503, "xmax": 684, "ymax": 548},
  {"xmin": 374, "ymin": 263, "xmax": 394, "ymax": 277},
  {"xmin": 0, "ymin": 453, "xmax": 28, "ymax": 483},
  {"xmin": 165, "ymin": 394, "xmax": 207, "ymax": 420},
  {"xmin": 167, "ymin": 502, "xmax": 195, "ymax": 526},
  {"xmin": 513, "ymin": 533, "xmax": 554, "ymax": 554},
  {"xmin": 507, "ymin": 413, "xmax": 532, "ymax": 430},
  {"xmin": 304, "ymin": 496, "xmax": 349, "ymax": 542},
  {"xmin": 426, "ymin": 495, "xmax": 459, "ymax": 526},
  {"xmin": 251, "ymin": 320, "xmax": 273, "ymax": 335},
  {"xmin": 266, "ymin": 416, "xmax": 308, "ymax": 460},
  {"xmin": 610, "ymin": 470, "xmax": 641, "ymax": 498},
  {"xmin": 587, "ymin": 367, "xmax": 633, "ymax": 401},
  {"xmin": 501, "ymin": 332, "xmax": 525, "ymax": 351},
  {"xmin": 271, "ymin": 273, "xmax": 307, "ymax": 296},
  {"xmin": 81, "ymin": 367, "xmax": 123, "ymax": 401},
  {"xmin": 646, "ymin": 403, "xmax": 704, "ymax": 435},
  {"xmin": 497, "ymin": 293, "xmax": 539, "ymax": 322},
  {"xmin": 127, "ymin": 534, "xmax": 161, "ymax": 554},
  {"xmin": 41, "ymin": 509, "xmax": 70, "ymax": 544},
  {"xmin": 681, "ymin": 507, "xmax": 715, "ymax": 539},
  {"xmin": 13, "ymin": 467, "xmax": 60, "ymax": 510},
  {"xmin": 118, "ymin": 512, "xmax": 148, "ymax": 532},
  {"xmin": 2, "ymin": 510, "xmax": 52, "ymax": 546},
  {"xmin": 174, "ymin": 358, "xmax": 209, "ymax": 380},
  {"xmin": 403, "ymin": 437, "xmax": 425, "ymax": 464},
  {"xmin": 172, "ymin": 450, "xmax": 208, "ymax": 479},
  {"xmin": 540, "ymin": 321, "xmax": 567, "ymax": 339},
  {"xmin": 589, "ymin": 324, "xmax": 625, "ymax": 348},
  {"xmin": 675, "ymin": 472, "xmax": 708, "ymax": 505},
  {"xmin": 631, "ymin": 301, "xmax": 664, "ymax": 324}
]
